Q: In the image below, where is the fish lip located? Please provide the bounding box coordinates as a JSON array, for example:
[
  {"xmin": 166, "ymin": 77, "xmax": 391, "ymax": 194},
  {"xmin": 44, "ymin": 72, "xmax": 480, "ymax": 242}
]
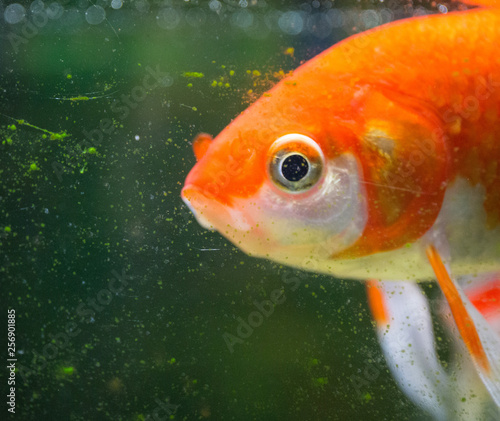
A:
[
  {"xmin": 181, "ymin": 184, "xmax": 253, "ymax": 232},
  {"xmin": 181, "ymin": 185, "xmax": 217, "ymax": 230}
]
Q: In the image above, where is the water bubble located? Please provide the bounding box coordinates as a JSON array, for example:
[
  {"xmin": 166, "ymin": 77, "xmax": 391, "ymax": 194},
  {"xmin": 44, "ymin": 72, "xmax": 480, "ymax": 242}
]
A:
[
  {"xmin": 77, "ymin": 0, "xmax": 89, "ymax": 9},
  {"xmin": 157, "ymin": 8, "xmax": 181, "ymax": 30},
  {"xmin": 380, "ymin": 8, "xmax": 394, "ymax": 24},
  {"xmin": 111, "ymin": 0, "xmax": 123, "ymax": 10},
  {"xmin": 4, "ymin": 4, "xmax": 26, "ymax": 24},
  {"xmin": 85, "ymin": 5, "xmax": 106, "ymax": 25},
  {"xmin": 264, "ymin": 10, "xmax": 282, "ymax": 32},
  {"xmin": 326, "ymin": 9, "xmax": 345, "ymax": 29},
  {"xmin": 278, "ymin": 11, "xmax": 304, "ymax": 35},
  {"xmin": 209, "ymin": 0, "xmax": 222, "ymax": 13},
  {"xmin": 159, "ymin": 75, "xmax": 174, "ymax": 87},
  {"xmin": 344, "ymin": 10, "xmax": 358, "ymax": 29},
  {"xmin": 300, "ymin": 3, "xmax": 312, "ymax": 14},
  {"xmin": 438, "ymin": 4, "xmax": 448, "ymax": 14},
  {"xmin": 413, "ymin": 7, "xmax": 428, "ymax": 17},
  {"xmin": 307, "ymin": 13, "xmax": 332, "ymax": 39},
  {"xmin": 231, "ymin": 9, "xmax": 253, "ymax": 29},
  {"xmin": 185, "ymin": 7, "xmax": 206, "ymax": 27},
  {"xmin": 135, "ymin": 0, "xmax": 150, "ymax": 13},
  {"xmin": 30, "ymin": 0, "xmax": 45, "ymax": 14},
  {"xmin": 361, "ymin": 10, "xmax": 381, "ymax": 29}
]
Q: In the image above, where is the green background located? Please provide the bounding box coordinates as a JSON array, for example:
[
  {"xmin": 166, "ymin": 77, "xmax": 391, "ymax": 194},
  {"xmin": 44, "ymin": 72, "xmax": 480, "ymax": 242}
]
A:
[{"xmin": 1, "ymin": 1, "xmax": 460, "ymax": 420}]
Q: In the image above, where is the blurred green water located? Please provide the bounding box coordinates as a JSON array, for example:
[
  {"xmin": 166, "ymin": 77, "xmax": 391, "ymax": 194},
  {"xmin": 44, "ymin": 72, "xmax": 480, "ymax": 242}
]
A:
[{"xmin": 0, "ymin": 1, "xmax": 457, "ymax": 420}]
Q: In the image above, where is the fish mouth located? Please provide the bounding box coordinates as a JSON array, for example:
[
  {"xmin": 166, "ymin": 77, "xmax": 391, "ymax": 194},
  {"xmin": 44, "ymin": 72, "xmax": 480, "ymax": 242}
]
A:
[
  {"xmin": 181, "ymin": 185, "xmax": 253, "ymax": 232},
  {"xmin": 181, "ymin": 185, "xmax": 215, "ymax": 230}
]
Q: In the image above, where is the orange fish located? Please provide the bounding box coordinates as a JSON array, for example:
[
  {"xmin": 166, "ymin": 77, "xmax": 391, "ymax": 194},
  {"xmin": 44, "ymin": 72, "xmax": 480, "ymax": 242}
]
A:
[{"xmin": 182, "ymin": 0, "xmax": 500, "ymax": 416}]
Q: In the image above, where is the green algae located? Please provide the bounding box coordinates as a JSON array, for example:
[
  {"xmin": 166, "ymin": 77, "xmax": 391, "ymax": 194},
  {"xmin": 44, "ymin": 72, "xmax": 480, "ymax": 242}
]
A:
[{"xmin": 182, "ymin": 72, "xmax": 204, "ymax": 78}]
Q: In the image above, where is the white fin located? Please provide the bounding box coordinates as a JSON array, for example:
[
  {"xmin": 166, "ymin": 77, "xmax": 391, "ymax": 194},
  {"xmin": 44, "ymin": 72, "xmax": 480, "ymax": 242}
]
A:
[{"xmin": 370, "ymin": 280, "xmax": 496, "ymax": 420}]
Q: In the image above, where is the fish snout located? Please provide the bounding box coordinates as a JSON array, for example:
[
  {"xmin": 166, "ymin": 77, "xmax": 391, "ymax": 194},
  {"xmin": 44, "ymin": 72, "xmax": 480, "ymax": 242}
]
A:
[
  {"xmin": 181, "ymin": 185, "xmax": 218, "ymax": 230},
  {"xmin": 181, "ymin": 185, "xmax": 253, "ymax": 233}
]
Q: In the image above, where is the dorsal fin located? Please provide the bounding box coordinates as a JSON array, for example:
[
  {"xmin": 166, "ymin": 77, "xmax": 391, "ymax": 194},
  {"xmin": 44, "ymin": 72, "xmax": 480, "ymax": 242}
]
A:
[{"xmin": 192, "ymin": 133, "xmax": 213, "ymax": 161}]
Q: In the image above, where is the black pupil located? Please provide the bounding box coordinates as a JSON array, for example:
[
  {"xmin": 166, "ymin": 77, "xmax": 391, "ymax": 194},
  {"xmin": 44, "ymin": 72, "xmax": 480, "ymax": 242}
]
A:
[{"xmin": 281, "ymin": 154, "xmax": 309, "ymax": 182}]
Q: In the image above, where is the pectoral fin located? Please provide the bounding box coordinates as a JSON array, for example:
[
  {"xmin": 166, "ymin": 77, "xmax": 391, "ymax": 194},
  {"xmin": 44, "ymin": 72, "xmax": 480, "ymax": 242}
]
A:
[{"xmin": 426, "ymin": 245, "xmax": 500, "ymax": 408}]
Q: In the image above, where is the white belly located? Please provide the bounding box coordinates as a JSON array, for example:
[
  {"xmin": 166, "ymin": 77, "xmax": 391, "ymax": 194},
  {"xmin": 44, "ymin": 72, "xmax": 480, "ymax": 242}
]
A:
[{"xmin": 309, "ymin": 177, "xmax": 500, "ymax": 281}]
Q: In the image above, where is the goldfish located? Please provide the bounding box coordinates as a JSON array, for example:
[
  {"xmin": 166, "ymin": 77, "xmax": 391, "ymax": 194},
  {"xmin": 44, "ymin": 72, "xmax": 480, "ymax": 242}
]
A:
[{"xmin": 182, "ymin": 0, "xmax": 500, "ymax": 417}]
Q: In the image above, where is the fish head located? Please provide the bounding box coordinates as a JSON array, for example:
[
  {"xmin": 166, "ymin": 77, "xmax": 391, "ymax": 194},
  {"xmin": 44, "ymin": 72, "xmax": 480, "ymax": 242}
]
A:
[
  {"xmin": 181, "ymin": 77, "xmax": 371, "ymax": 271},
  {"xmin": 181, "ymin": 71, "xmax": 448, "ymax": 272}
]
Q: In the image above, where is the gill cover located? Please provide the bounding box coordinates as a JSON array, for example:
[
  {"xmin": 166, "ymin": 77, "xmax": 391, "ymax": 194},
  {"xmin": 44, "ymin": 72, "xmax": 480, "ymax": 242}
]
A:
[{"xmin": 335, "ymin": 89, "xmax": 449, "ymax": 258}]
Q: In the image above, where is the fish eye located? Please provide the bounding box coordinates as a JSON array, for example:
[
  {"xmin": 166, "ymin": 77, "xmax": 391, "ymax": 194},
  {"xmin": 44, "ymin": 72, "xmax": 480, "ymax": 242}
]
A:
[
  {"xmin": 267, "ymin": 134, "xmax": 324, "ymax": 193},
  {"xmin": 281, "ymin": 153, "xmax": 309, "ymax": 182}
]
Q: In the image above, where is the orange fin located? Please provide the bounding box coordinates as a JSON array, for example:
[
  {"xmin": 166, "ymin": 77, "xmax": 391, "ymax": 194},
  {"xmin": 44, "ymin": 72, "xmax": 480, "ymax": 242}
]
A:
[
  {"xmin": 366, "ymin": 279, "xmax": 388, "ymax": 325},
  {"xmin": 192, "ymin": 133, "xmax": 213, "ymax": 161},
  {"xmin": 426, "ymin": 245, "xmax": 491, "ymax": 374},
  {"xmin": 467, "ymin": 278, "xmax": 500, "ymax": 325}
]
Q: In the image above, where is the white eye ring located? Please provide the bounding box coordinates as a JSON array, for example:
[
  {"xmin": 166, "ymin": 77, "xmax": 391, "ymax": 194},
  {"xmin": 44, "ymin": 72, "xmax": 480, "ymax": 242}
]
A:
[
  {"xmin": 267, "ymin": 133, "xmax": 325, "ymax": 193},
  {"xmin": 272, "ymin": 134, "xmax": 324, "ymax": 155}
]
